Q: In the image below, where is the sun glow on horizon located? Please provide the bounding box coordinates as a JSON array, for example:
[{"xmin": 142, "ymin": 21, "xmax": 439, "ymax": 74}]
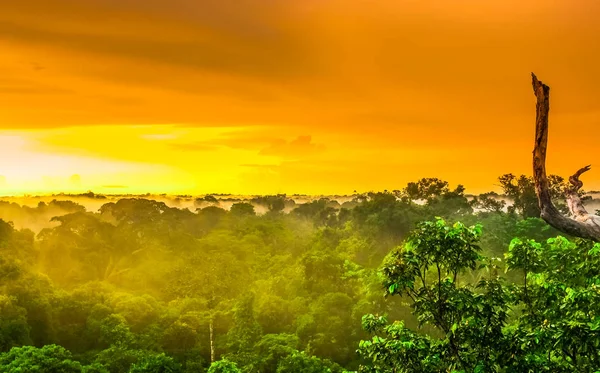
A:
[{"xmin": 1, "ymin": 0, "xmax": 599, "ymax": 195}]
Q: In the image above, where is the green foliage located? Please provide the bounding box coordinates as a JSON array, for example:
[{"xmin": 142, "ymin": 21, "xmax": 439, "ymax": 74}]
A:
[
  {"xmin": 471, "ymin": 192, "xmax": 506, "ymax": 213},
  {"xmin": 498, "ymin": 173, "xmax": 576, "ymax": 218},
  {"xmin": 498, "ymin": 174, "xmax": 542, "ymax": 218},
  {"xmin": 0, "ymin": 295, "xmax": 31, "ymax": 352},
  {"xmin": 293, "ymin": 199, "xmax": 339, "ymax": 227},
  {"xmin": 227, "ymin": 296, "xmax": 262, "ymax": 350},
  {"xmin": 276, "ymin": 351, "xmax": 336, "ymax": 373},
  {"xmin": 129, "ymin": 353, "xmax": 182, "ymax": 373},
  {"xmin": 82, "ymin": 363, "xmax": 110, "ymax": 373},
  {"xmin": 0, "ymin": 176, "xmax": 596, "ymax": 372},
  {"xmin": 223, "ymin": 295, "xmax": 263, "ymax": 371},
  {"xmin": 207, "ymin": 359, "xmax": 241, "ymax": 373},
  {"xmin": 94, "ymin": 347, "xmax": 146, "ymax": 373},
  {"xmin": 402, "ymin": 178, "xmax": 451, "ymax": 203},
  {"xmin": 359, "ymin": 218, "xmax": 600, "ymax": 372},
  {"xmin": 230, "ymin": 203, "xmax": 256, "ymax": 217},
  {"xmin": 0, "ymin": 345, "xmax": 85, "ymax": 373},
  {"xmin": 250, "ymin": 195, "xmax": 290, "ymax": 214},
  {"xmin": 251, "ymin": 334, "xmax": 299, "ymax": 372}
]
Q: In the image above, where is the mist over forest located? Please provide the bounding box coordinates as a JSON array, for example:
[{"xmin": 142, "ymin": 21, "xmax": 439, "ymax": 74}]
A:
[
  {"xmin": 3, "ymin": 0, "xmax": 600, "ymax": 369},
  {"xmin": 1, "ymin": 174, "xmax": 600, "ymax": 372}
]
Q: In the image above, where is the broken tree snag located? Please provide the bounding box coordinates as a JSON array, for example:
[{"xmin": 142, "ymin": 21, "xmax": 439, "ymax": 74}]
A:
[
  {"xmin": 566, "ymin": 165, "xmax": 592, "ymax": 221},
  {"xmin": 566, "ymin": 166, "xmax": 600, "ymax": 228},
  {"xmin": 531, "ymin": 73, "xmax": 600, "ymax": 241}
]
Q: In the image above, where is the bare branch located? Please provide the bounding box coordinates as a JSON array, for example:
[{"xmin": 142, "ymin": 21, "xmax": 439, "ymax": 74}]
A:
[
  {"xmin": 531, "ymin": 73, "xmax": 600, "ymax": 241},
  {"xmin": 568, "ymin": 165, "xmax": 591, "ymax": 193}
]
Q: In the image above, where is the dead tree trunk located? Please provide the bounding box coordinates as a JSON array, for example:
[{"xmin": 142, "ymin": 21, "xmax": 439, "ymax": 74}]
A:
[
  {"xmin": 531, "ymin": 73, "xmax": 600, "ymax": 241},
  {"xmin": 209, "ymin": 318, "xmax": 215, "ymax": 363}
]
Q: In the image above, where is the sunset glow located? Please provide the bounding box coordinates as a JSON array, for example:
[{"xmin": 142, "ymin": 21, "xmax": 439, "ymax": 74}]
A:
[{"xmin": 2, "ymin": 0, "xmax": 600, "ymax": 195}]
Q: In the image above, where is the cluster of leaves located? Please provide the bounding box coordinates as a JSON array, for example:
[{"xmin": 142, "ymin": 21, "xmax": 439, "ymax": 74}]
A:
[{"xmin": 358, "ymin": 218, "xmax": 600, "ymax": 372}]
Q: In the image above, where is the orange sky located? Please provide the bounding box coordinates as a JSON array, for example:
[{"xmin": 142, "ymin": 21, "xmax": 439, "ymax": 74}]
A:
[{"xmin": 1, "ymin": 0, "xmax": 600, "ymax": 195}]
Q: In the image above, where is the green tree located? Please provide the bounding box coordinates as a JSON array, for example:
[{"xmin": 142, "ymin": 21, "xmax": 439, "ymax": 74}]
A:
[
  {"xmin": 293, "ymin": 199, "xmax": 339, "ymax": 227},
  {"xmin": 498, "ymin": 173, "xmax": 575, "ymax": 218},
  {"xmin": 276, "ymin": 351, "xmax": 343, "ymax": 373},
  {"xmin": 230, "ymin": 203, "xmax": 256, "ymax": 217},
  {"xmin": 38, "ymin": 212, "xmax": 138, "ymax": 284},
  {"xmin": 358, "ymin": 218, "xmax": 600, "ymax": 372},
  {"xmin": 166, "ymin": 248, "xmax": 249, "ymax": 364},
  {"xmin": 471, "ymin": 192, "xmax": 506, "ymax": 213},
  {"xmin": 94, "ymin": 347, "xmax": 146, "ymax": 373},
  {"xmin": 207, "ymin": 359, "xmax": 241, "ymax": 373},
  {"xmin": 226, "ymin": 295, "xmax": 263, "ymax": 352},
  {"xmin": 0, "ymin": 295, "xmax": 31, "ymax": 351},
  {"xmin": 401, "ymin": 178, "xmax": 450, "ymax": 203},
  {"xmin": 128, "ymin": 353, "xmax": 182, "ymax": 373},
  {"xmin": 83, "ymin": 363, "xmax": 110, "ymax": 373},
  {"xmin": 0, "ymin": 345, "xmax": 84, "ymax": 373},
  {"xmin": 250, "ymin": 195, "xmax": 290, "ymax": 214},
  {"xmin": 251, "ymin": 334, "xmax": 299, "ymax": 373}
]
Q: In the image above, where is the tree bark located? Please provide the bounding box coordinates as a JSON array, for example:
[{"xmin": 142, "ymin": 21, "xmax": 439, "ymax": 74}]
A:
[
  {"xmin": 209, "ymin": 318, "xmax": 215, "ymax": 363},
  {"xmin": 531, "ymin": 73, "xmax": 600, "ymax": 241}
]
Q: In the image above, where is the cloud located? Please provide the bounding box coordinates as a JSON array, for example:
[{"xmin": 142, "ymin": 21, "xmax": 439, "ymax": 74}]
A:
[
  {"xmin": 167, "ymin": 128, "xmax": 283, "ymax": 153},
  {"xmin": 141, "ymin": 133, "xmax": 178, "ymax": 141},
  {"xmin": 0, "ymin": 77, "xmax": 73, "ymax": 96},
  {"xmin": 2, "ymin": 0, "xmax": 600, "ymax": 132},
  {"xmin": 169, "ymin": 142, "xmax": 221, "ymax": 152},
  {"xmin": 170, "ymin": 132, "xmax": 325, "ymax": 160},
  {"xmin": 0, "ymin": 1, "xmax": 319, "ymax": 82},
  {"xmin": 240, "ymin": 164, "xmax": 278, "ymax": 168},
  {"xmin": 258, "ymin": 136, "xmax": 325, "ymax": 159}
]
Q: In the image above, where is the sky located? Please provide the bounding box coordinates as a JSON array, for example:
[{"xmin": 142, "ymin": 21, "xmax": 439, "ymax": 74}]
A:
[{"xmin": 1, "ymin": 0, "xmax": 600, "ymax": 195}]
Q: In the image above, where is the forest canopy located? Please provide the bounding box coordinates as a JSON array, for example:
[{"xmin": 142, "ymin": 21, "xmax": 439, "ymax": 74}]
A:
[{"xmin": 0, "ymin": 175, "xmax": 599, "ymax": 372}]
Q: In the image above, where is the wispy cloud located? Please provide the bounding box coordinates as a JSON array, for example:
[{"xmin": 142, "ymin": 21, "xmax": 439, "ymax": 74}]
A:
[{"xmin": 258, "ymin": 136, "xmax": 325, "ymax": 159}]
